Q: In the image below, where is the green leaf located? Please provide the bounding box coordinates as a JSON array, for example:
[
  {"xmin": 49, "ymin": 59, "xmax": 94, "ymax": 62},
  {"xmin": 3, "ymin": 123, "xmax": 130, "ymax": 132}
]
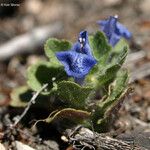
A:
[
  {"xmin": 44, "ymin": 38, "xmax": 72, "ymax": 65},
  {"xmin": 96, "ymin": 46, "xmax": 128, "ymax": 87},
  {"xmin": 91, "ymin": 69, "xmax": 129, "ymax": 132},
  {"xmin": 89, "ymin": 31, "xmax": 111, "ymax": 64},
  {"xmin": 109, "ymin": 40, "xmax": 129, "ymax": 64},
  {"xmin": 88, "ymin": 32, "xmax": 128, "ymax": 88},
  {"xmin": 10, "ymin": 86, "xmax": 51, "ymax": 108},
  {"xmin": 85, "ymin": 65, "xmax": 99, "ymax": 86},
  {"xmin": 10, "ymin": 86, "xmax": 30, "ymax": 107},
  {"xmin": 98, "ymin": 69, "xmax": 129, "ymax": 111},
  {"xmin": 113, "ymin": 38, "xmax": 129, "ymax": 53},
  {"xmin": 56, "ymin": 81, "xmax": 92, "ymax": 109},
  {"xmin": 113, "ymin": 45, "xmax": 128, "ymax": 64},
  {"xmin": 27, "ymin": 61, "xmax": 67, "ymax": 95},
  {"xmin": 97, "ymin": 64, "xmax": 121, "ymax": 86}
]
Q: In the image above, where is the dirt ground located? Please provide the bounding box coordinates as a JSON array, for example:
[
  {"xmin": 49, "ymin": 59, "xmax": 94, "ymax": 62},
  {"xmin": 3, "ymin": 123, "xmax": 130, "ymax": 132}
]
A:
[{"xmin": 0, "ymin": 0, "xmax": 150, "ymax": 149}]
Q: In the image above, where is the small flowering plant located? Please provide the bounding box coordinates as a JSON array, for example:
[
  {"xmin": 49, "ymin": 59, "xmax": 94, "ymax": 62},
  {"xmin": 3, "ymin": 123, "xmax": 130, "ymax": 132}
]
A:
[{"xmin": 10, "ymin": 16, "xmax": 131, "ymax": 132}]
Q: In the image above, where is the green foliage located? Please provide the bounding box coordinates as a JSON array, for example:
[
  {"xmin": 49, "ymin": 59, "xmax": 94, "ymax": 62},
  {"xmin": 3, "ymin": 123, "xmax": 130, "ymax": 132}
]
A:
[
  {"xmin": 56, "ymin": 81, "xmax": 92, "ymax": 109},
  {"xmin": 88, "ymin": 31, "xmax": 128, "ymax": 89},
  {"xmin": 89, "ymin": 31, "xmax": 111, "ymax": 65},
  {"xmin": 10, "ymin": 31, "xmax": 130, "ymax": 133},
  {"xmin": 113, "ymin": 38, "xmax": 129, "ymax": 53},
  {"xmin": 91, "ymin": 69, "xmax": 129, "ymax": 132},
  {"xmin": 44, "ymin": 38, "xmax": 72, "ymax": 65},
  {"xmin": 10, "ymin": 86, "xmax": 51, "ymax": 109},
  {"xmin": 96, "ymin": 46, "xmax": 128, "ymax": 87},
  {"xmin": 10, "ymin": 86, "xmax": 30, "ymax": 107},
  {"xmin": 98, "ymin": 69, "xmax": 129, "ymax": 111},
  {"xmin": 27, "ymin": 61, "xmax": 67, "ymax": 95}
]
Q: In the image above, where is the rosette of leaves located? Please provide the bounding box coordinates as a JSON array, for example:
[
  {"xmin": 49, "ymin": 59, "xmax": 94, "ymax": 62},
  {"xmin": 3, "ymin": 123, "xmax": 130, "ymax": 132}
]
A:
[{"xmin": 10, "ymin": 31, "xmax": 129, "ymax": 132}]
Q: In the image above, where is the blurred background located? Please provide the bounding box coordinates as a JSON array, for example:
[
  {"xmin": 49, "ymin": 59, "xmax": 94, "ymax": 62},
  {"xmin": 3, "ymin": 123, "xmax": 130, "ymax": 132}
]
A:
[
  {"xmin": 0, "ymin": 0, "xmax": 150, "ymax": 145},
  {"xmin": 0, "ymin": 0, "xmax": 150, "ymax": 45}
]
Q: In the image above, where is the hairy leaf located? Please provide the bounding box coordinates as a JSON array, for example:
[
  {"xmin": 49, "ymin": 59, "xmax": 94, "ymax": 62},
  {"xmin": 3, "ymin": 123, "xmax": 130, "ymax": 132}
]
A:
[
  {"xmin": 113, "ymin": 38, "xmax": 129, "ymax": 53},
  {"xmin": 44, "ymin": 38, "xmax": 72, "ymax": 65},
  {"xmin": 27, "ymin": 61, "xmax": 67, "ymax": 95},
  {"xmin": 56, "ymin": 81, "xmax": 92, "ymax": 109},
  {"xmin": 89, "ymin": 31, "xmax": 111, "ymax": 65},
  {"xmin": 96, "ymin": 46, "xmax": 128, "ymax": 87},
  {"xmin": 98, "ymin": 69, "xmax": 129, "ymax": 111},
  {"xmin": 91, "ymin": 69, "xmax": 129, "ymax": 132}
]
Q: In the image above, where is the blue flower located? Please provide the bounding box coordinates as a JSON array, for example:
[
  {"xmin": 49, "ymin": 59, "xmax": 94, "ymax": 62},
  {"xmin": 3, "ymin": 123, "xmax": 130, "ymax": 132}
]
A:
[
  {"xmin": 97, "ymin": 16, "xmax": 132, "ymax": 46},
  {"xmin": 56, "ymin": 31, "xmax": 97, "ymax": 84}
]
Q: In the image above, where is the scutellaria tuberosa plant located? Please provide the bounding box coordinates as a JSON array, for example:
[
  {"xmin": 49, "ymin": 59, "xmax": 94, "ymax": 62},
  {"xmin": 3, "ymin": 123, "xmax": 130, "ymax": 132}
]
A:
[{"xmin": 10, "ymin": 16, "xmax": 131, "ymax": 132}]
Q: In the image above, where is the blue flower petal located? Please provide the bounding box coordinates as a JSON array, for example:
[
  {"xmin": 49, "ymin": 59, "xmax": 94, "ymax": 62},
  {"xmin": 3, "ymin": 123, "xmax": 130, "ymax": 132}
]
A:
[
  {"xmin": 82, "ymin": 56, "xmax": 97, "ymax": 71},
  {"xmin": 55, "ymin": 51, "xmax": 72, "ymax": 75},
  {"xmin": 56, "ymin": 51, "xmax": 96, "ymax": 78},
  {"xmin": 116, "ymin": 22, "xmax": 132, "ymax": 39},
  {"xmin": 56, "ymin": 30, "xmax": 97, "ymax": 84},
  {"xmin": 103, "ymin": 16, "xmax": 117, "ymax": 38},
  {"xmin": 98, "ymin": 17, "xmax": 117, "ymax": 38},
  {"xmin": 71, "ymin": 31, "xmax": 92, "ymax": 56},
  {"xmin": 72, "ymin": 42, "xmax": 92, "ymax": 56},
  {"xmin": 79, "ymin": 30, "xmax": 88, "ymax": 44},
  {"xmin": 98, "ymin": 16, "xmax": 132, "ymax": 46},
  {"xmin": 109, "ymin": 32, "xmax": 120, "ymax": 46}
]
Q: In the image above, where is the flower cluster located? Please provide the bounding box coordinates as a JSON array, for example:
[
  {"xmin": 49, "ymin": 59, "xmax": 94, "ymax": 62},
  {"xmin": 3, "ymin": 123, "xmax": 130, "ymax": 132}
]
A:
[
  {"xmin": 56, "ymin": 16, "xmax": 131, "ymax": 84},
  {"xmin": 56, "ymin": 31, "xmax": 97, "ymax": 84},
  {"xmin": 97, "ymin": 15, "xmax": 132, "ymax": 46}
]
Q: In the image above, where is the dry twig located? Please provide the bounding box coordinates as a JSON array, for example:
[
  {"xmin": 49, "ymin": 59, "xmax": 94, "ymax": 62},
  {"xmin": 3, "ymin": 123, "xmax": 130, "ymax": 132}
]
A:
[
  {"xmin": 12, "ymin": 83, "xmax": 48, "ymax": 127},
  {"xmin": 64, "ymin": 126, "xmax": 148, "ymax": 150}
]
